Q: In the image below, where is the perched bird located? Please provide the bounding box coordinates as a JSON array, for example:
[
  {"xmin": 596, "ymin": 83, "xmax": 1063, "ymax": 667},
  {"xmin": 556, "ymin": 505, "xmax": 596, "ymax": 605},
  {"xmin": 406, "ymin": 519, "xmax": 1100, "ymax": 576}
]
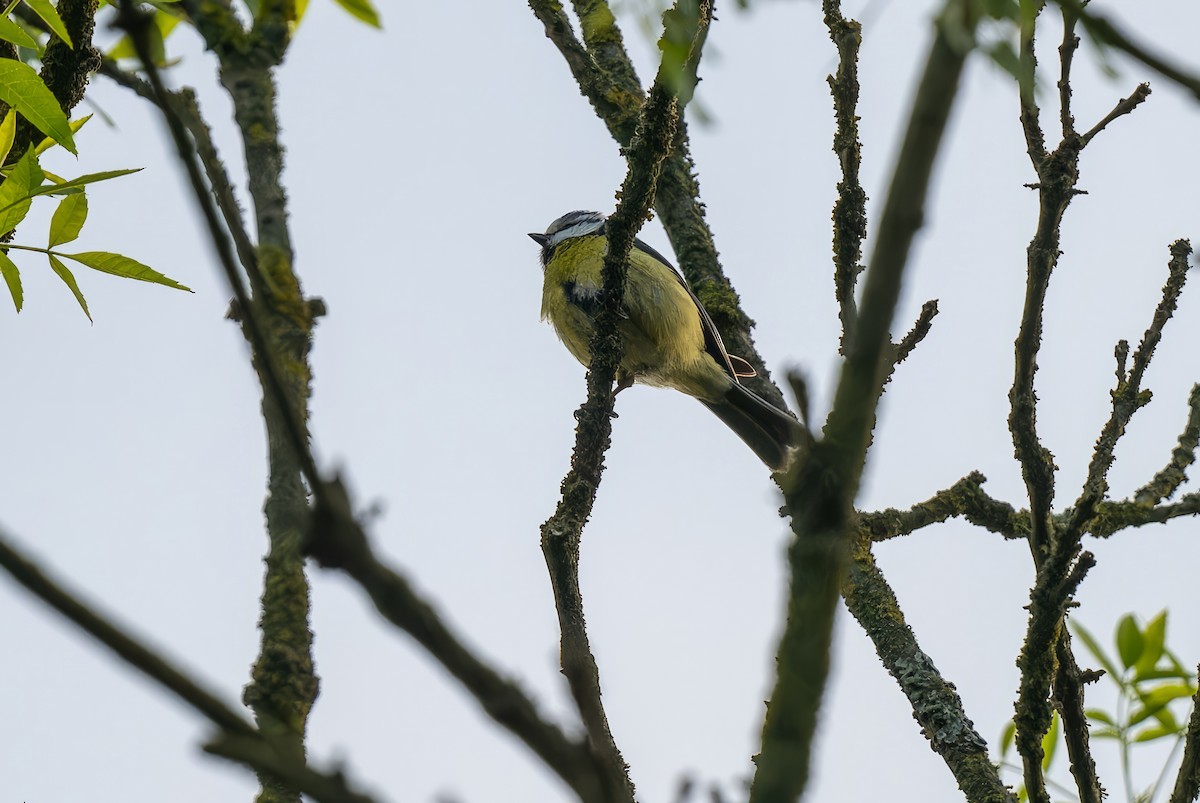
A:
[{"xmin": 529, "ymin": 210, "xmax": 798, "ymax": 470}]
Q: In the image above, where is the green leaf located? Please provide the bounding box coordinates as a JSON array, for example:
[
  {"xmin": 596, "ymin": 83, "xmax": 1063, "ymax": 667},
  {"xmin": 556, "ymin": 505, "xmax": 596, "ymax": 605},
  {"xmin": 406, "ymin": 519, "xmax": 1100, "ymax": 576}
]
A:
[
  {"xmin": 1153, "ymin": 705, "xmax": 1180, "ymax": 732},
  {"xmin": 0, "ymin": 248, "xmax": 23, "ymax": 311},
  {"xmin": 23, "ymin": 0, "xmax": 72, "ymax": 47},
  {"xmin": 60, "ymin": 250, "xmax": 191, "ymax": 292},
  {"xmin": 48, "ymin": 191, "xmax": 86, "ymax": 247},
  {"xmin": 30, "ymin": 168, "xmax": 141, "ymax": 196},
  {"xmin": 0, "ymin": 147, "xmax": 44, "ymax": 237},
  {"xmin": 107, "ymin": 8, "xmax": 181, "ymax": 62},
  {"xmin": 0, "ymin": 12, "xmax": 39, "ymax": 50},
  {"xmin": 1072, "ymin": 621, "xmax": 1121, "ymax": 682},
  {"xmin": 34, "ymin": 114, "xmax": 91, "ymax": 156},
  {"xmin": 48, "ymin": 252, "xmax": 90, "ymax": 321},
  {"xmin": 1117, "ymin": 614, "xmax": 1144, "ymax": 670},
  {"xmin": 1041, "ymin": 711, "xmax": 1059, "ymax": 770},
  {"xmin": 1085, "ymin": 708, "xmax": 1116, "ymax": 727},
  {"xmin": 999, "ymin": 720, "xmax": 1016, "ymax": 759},
  {"xmin": 0, "ymin": 60, "xmax": 76, "ymax": 154},
  {"xmin": 1129, "ymin": 685, "xmax": 1192, "ymax": 728},
  {"xmin": 332, "ymin": 0, "xmax": 380, "ymax": 27},
  {"xmin": 1090, "ymin": 727, "xmax": 1121, "ymax": 740},
  {"xmin": 1134, "ymin": 668, "xmax": 1193, "ymax": 682},
  {"xmin": 1133, "ymin": 724, "xmax": 1178, "ymax": 743},
  {"xmin": 1134, "ymin": 611, "xmax": 1168, "ymax": 675},
  {"xmin": 0, "ymin": 108, "xmax": 16, "ymax": 165}
]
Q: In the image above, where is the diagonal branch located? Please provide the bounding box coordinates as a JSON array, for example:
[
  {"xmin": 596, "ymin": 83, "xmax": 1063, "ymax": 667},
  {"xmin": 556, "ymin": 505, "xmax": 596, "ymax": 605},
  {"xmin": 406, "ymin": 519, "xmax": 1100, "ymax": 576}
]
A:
[
  {"xmin": 843, "ymin": 532, "xmax": 1016, "ymax": 803},
  {"xmin": 1135, "ymin": 383, "xmax": 1200, "ymax": 506},
  {"xmin": 97, "ymin": 59, "xmax": 259, "ymax": 275},
  {"xmin": 1067, "ymin": 239, "xmax": 1191, "ymax": 537},
  {"xmin": 860, "ymin": 471, "xmax": 1027, "ymax": 542},
  {"xmin": 303, "ymin": 479, "xmax": 610, "ymax": 803},
  {"xmin": 0, "ymin": 527, "xmax": 376, "ymax": 803}
]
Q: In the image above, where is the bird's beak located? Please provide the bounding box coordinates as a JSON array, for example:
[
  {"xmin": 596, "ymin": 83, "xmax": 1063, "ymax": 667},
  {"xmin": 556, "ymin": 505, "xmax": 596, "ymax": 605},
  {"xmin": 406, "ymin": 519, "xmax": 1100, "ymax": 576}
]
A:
[{"xmin": 528, "ymin": 233, "xmax": 550, "ymax": 247}]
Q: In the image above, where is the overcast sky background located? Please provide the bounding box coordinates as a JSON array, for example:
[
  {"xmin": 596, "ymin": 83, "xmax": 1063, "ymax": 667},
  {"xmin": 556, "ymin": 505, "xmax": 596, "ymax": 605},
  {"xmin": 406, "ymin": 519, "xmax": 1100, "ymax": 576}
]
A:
[{"xmin": 2, "ymin": 1, "xmax": 1199, "ymax": 801}]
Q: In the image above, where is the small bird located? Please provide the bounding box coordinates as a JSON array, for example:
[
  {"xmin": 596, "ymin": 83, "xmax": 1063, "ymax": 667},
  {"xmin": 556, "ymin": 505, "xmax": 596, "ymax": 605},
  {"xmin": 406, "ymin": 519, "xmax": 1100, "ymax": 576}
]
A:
[{"xmin": 529, "ymin": 210, "xmax": 798, "ymax": 470}]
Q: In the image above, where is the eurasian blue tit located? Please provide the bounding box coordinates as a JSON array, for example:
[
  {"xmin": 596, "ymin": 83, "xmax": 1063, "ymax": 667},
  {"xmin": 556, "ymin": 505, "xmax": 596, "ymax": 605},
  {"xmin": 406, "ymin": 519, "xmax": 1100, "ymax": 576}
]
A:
[{"xmin": 529, "ymin": 210, "xmax": 797, "ymax": 470}]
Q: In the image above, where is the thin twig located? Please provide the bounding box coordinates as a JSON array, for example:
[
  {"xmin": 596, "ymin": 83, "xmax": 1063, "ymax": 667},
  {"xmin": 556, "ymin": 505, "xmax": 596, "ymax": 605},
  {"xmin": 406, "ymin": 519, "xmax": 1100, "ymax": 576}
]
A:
[
  {"xmin": 1055, "ymin": 0, "xmax": 1200, "ymax": 100},
  {"xmin": 1058, "ymin": 4, "xmax": 1079, "ymax": 139},
  {"xmin": 860, "ymin": 471, "xmax": 1028, "ymax": 542},
  {"xmin": 1080, "ymin": 83, "xmax": 1152, "ymax": 146},
  {"xmin": 0, "ymin": 526, "xmax": 380, "ymax": 803},
  {"xmin": 1135, "ymin": 383, "xmax": 1200, "ymax": 506},
  {"xmin": 1067, "ymin": 239, "xmax": 1191, "ymax": 537},
  {"xmin": 891, "ymin": 299, "xmax": 939, "ymax": 369},
  {"xmin": 97, "ymin": 59, "xmax": 259, "ymax": 275},
  {"xmin": 824, "ymin": 1, "xmax": 866, "ymax": 355},
  {"xmin": 0, "ymin": 527, "xmax": 255, "ymax": 735},
  {"xmin": 111, "ymin": 1, "xmax": 323, "ymax": 499},
  {"xmin": 1085, "ymin": 492, "xmax": 1200, "ymax": 537}
]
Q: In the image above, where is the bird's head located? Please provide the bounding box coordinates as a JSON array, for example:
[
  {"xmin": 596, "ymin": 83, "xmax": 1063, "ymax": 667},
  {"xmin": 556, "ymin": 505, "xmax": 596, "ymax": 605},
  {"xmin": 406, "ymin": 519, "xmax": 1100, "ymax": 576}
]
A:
[{"xmin": 528, "ymin": 210, "xmax": 607, "ymax": 261}]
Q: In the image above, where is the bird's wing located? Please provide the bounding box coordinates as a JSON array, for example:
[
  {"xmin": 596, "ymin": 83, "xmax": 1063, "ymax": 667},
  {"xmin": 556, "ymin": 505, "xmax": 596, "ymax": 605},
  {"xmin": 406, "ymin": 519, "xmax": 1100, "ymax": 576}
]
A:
[{"xmin": 632, "ymin": 236, "xmax": 752, "ymax": 382}]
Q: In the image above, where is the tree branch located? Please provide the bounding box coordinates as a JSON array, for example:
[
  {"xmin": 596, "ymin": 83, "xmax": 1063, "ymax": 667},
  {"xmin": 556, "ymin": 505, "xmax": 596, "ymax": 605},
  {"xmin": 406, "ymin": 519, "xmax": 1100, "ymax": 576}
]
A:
[
  {"xmin": 1135, "ymin": 383, "xmax": 1200, "ymax": 506},
  {"xmin": 303, "ymin": 478, "xmax": 610, "ymax": 803},
  {"xmin": 752, "ymin": 5, "xmax": 977, "ymax": 800},
  {"xmin": 860, "ymin": 471, "xmax": 1027, "ymax": 542},
  {"xmin": 825, "ymin": 1, "xmax": 866, "ymax": 356},
  {"xmin": 537, "ymin": 5, "xmax": 712, "ymax": 800},
  {"xmin": 843, "ymin": 533, "xmax": 1016, "ymax": 802},
  {"xmin": 1169, "ymin": 667, "xmax": 1200, "ymax": 803}
]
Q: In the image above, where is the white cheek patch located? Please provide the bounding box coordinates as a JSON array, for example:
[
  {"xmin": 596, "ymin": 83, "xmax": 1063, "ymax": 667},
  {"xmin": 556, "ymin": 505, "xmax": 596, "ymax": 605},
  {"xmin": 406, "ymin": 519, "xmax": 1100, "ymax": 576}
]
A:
[{"xmin": 548, "ymin": 217, "xmax": 605, "ymax": 246}]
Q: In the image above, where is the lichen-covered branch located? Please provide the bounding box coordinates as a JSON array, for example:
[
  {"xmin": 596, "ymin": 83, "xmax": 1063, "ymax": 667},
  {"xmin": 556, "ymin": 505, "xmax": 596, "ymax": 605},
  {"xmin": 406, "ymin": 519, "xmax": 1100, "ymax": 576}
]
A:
[
  {"xmin": 1068, "ymin": 239, "xmax": 1191, "ymax": 537},
  {"xmin": 1169, "ymin": 668, "xmax": 1200, "ymax": 803},
  {"xmin": 751, "ymin": 5, "xmax": 976, "ymax": 800},
  {"xmin": 303, "ymin": 480, "xmax": 610, "ymax": 803},
  {"xmin": 113, "ymin": 3, "xmax": 321, "ymax": 801},
  {"xmin": 824, "ymin": 1, "xmax": 866, "ymax": 355},
  {"xmin": 843, "ymin": 532, "xmax": 1015, "ymax": 803},
  {"xmin": 860, "ymin": 471, "xmax": 1027, "ymax": 542},
  {"xmin": 537, "ymin": 5, "xmax": 712, "ymax": 800},
  {"xmin": 1135, "ymin": 383, "xmax": 1200, "ymax": 506}
]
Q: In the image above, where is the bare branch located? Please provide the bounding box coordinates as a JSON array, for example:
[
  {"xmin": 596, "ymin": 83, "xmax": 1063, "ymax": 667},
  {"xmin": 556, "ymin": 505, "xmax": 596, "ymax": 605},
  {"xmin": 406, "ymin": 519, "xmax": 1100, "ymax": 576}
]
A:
[
  {"xmin": 1054, "ymin": 0, "xmax": 1200, "ymax": 100},
  {"xmin": 1169, "ymin": 667, "xmax": 1200, "ymax": 803},
  {"xmin": 0, "ymin": 527, "xmax": 255, "ymax": 735},
  {"xmin": 1057, "ymin": 4, "xmax": 1079, "ymax": 139},
  {"xmin": 891, "ymin": 299, "xmax": 940, "ymax": 369},
  {"xmin": 1080, "ymin": 83, "xmax": 1152, "ymax": 147},
  {"xmin": 861, "ymin": 471, "xmax": 1028, "ymax": 542},
  {"xmin": 1135, "ymin": 384, "xmax": 1200, "ymax": 505},
  {"xmin": 538, "ymin": 5, "xmax": 713, "ymax": 799},
  {"xmin": 98, "ymin": 59, "xmax": 259, "ymax": 276},
  {"xmin": 1054, "ymin": 632, "xmax": 1104, "ymax": 803},
  {"xmin": 753, "ymin": 4, "xmax": 977, "ymax": 799},
  {"xmin": 203, "ymin": 734, "xmax": 378, "ymax": 803},
  {"xmin": 304, "ymin": 478, "xmax": 609, "ymax": 803},
  {"xmin": 1068, "ymin": 239, "xmax": 1192, "ymax": 536},
  {"xmin": 843, "ymin": 534, "xmax": 1016, "ymax": 802},
  {"xmin": 824, "ymin": 2, "xmax": 867, "ymax": 355}
]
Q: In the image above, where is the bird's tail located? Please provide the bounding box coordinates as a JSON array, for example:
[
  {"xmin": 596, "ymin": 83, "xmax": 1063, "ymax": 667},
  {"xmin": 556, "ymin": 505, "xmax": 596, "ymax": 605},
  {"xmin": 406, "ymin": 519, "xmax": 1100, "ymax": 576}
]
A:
[{"xmin": 701, "ymin": 383, "xmax": 799, "ymax": 471}]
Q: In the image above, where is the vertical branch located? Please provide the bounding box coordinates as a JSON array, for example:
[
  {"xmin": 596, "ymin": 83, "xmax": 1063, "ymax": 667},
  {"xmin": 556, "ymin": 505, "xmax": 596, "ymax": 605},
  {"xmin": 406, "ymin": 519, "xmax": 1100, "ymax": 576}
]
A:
[
  {"xmin": 1169, "ymin": 668, "xmax": 1200, "ymax": 803},
  {"xmin": 539, "ymin": 5, "xmax": 712, "ymax": 801},
  {"xmin": 824, "ymin": 1, "xmax": 866, "ymax": 355},
  {"xmin": 751, "ymin": 5, "xmax": 976, "ymax": 800}
]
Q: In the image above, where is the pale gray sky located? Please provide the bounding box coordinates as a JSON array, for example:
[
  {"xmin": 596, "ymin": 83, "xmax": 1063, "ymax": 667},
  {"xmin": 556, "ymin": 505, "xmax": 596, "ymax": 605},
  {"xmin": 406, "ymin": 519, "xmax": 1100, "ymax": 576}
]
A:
[{"xmin": 2, "ymin": 1, "xmax": 1199, "ymax": 801}]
